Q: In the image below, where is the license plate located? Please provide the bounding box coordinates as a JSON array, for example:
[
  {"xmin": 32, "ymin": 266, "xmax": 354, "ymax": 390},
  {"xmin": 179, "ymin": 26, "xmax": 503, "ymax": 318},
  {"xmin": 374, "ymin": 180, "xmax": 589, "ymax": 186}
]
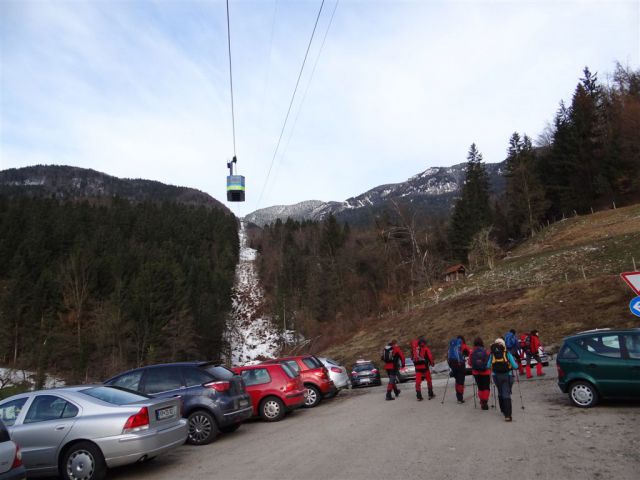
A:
[
  {"xmin": 360, "ymin": 378, "xmax": 371, "ymax": 383},
  {"xmin": 156, "ymin": 406, "xmax": 176, "ymax": 421},
  {"xmin": 239, "ymin": 399, "xmax": 249, "ymax": 408}
]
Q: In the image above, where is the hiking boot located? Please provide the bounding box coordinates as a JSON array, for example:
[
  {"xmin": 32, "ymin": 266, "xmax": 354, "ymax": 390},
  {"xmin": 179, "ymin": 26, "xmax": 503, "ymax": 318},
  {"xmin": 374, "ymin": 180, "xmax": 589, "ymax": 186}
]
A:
[
  {"xmin": 505, "ymin": 416, "xmax": 512, "ymax": 422},
  {"xmin": 481, "ymin": 401, "xmax": 489, "ymax": 411},
  {"xmin": 416, "ymin": 391, "xmax": 423, "ymax": 401},
  {"xmin": 386, "ymin": 392, "xmax": 395, "ymax": 401},
  {"xmin": 457, "ymin": 399, "xmax": 465, "ymax": 404},
  {"xmin": 394, "ymin": 388, "xmax": 401, "ymax": 397},
  {"xmin": 428, "ymin": 389, "xmax": 435, "ymax": 400}
]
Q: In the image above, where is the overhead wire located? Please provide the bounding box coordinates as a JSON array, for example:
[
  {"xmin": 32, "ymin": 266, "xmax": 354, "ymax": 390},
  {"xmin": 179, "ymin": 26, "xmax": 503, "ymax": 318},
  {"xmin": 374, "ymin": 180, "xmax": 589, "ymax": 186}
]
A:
[
  {"xmin": 264, "ymin": 0, "xmax": 340, "ymax": 202},
  {"xmin": 255, "ymin": 0, "xmax": 326, "ymax": 210},
  {"xmin": 226, "ymin": 0, "xmax": 237, "ymax": 158}
]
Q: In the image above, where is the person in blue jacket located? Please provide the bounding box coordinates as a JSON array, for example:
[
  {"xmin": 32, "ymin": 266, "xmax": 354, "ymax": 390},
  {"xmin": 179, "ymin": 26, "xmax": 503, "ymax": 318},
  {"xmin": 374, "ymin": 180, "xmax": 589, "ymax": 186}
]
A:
[{"xmin": 487, "ymin": 338, "xmax": 520, "ymax": 422}]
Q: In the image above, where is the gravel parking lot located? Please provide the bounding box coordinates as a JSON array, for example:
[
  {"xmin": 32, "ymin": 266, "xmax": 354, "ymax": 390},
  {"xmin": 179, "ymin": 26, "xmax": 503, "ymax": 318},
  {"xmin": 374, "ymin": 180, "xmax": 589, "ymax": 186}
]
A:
[{"xmin": 109, "ymin": 363, "xmax": 640, "ymax": 480}]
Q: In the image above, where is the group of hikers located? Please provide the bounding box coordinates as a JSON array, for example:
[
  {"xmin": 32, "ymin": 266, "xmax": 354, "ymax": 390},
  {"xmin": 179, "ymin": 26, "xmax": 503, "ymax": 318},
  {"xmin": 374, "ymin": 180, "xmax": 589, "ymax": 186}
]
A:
[{"xmin": 381, "ymin": 329, "xmax": 545, "ymax": 422}]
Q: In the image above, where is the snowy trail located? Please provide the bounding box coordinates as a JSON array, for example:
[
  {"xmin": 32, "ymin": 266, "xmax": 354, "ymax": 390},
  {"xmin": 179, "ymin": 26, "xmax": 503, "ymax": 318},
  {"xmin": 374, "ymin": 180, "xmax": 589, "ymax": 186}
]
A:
[{"xmin": 225, "ymin": 222, "xmax": 282, "ymax": 365}]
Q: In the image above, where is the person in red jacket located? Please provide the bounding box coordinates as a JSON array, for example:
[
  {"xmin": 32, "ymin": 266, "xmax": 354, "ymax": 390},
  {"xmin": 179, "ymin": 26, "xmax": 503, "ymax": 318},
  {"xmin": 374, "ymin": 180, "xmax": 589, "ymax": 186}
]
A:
[
  {"xmin": 382, "ymin": 339, "xmax": 405, "ymax": 401},
  {"xmin": 524, "ymin": 329, "xmax": 545, "ymax": 378},
  {"xmin": 468, "ymin": 337, "xmax": 491, "ymax": 410},
  {"xmin": 411, "ymin": 336, "xmax": 435, "ymax": 401}
]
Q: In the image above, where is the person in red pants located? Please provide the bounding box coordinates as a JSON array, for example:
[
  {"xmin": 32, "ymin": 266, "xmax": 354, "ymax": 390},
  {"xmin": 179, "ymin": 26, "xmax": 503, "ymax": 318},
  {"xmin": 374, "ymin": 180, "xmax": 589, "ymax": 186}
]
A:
[
  {"xmin": 411, "ymin": 336, "xmax": 435, "ymax": 400},
  {"xmin": 468, "ymin": 337, "xmax": 491, "ymax": 410},
  {"xmin": 525, "ymin": 329, "xmax": 545, "ymax": 378}
]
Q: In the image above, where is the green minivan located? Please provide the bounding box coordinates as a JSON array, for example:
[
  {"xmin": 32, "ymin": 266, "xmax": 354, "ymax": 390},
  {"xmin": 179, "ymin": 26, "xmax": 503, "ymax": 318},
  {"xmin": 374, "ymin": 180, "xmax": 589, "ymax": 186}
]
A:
[{"xmin": 557, "ymin": 328, "xmax": 640, "ymax": 407}]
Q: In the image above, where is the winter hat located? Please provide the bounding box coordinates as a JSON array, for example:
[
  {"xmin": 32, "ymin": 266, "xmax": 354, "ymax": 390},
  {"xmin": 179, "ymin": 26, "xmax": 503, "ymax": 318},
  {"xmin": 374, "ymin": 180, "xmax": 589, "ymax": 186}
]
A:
[{"xmin": 494, "ymin": 338, "xmax": 506, "ymax": 348}]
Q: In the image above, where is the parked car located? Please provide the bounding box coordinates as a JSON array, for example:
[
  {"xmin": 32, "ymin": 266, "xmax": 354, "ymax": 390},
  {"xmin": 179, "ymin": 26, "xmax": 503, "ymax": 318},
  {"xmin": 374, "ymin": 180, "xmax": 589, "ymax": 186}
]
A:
[
  {"xmin": 317, "ymin": 357, "xmax": 350, "ymax": 391},
  {"xmin": 0, "ymin": 386, "xmax": 186, "ymax": 480},
  {"xmin": 521, "ymin": 346, "xmax": 550, "ymax": 367},
  {"xmin": 233, "ymin": 363, "xmax": 306, "ymax": 422},
  {"xmin": 0, "ymin": 421, "xmax": 25, "ymax": 480},
  {"xmin": 105, "ymin": 362, "xmax": 252, "ymax": 445},
  {"xmin": 398, "ymin": 358, "xmax": 416, "ymax": 383},
  {"xmin": 350, "ymin": 360, "xmax": 382, "ymax": 387},
  {"xmin": 261, "ymin": 356, "xmax": 336, "ymax": 408},
  {"xmin": 557, "ymin": 328, "xmax": 640, "ymax": 407}
]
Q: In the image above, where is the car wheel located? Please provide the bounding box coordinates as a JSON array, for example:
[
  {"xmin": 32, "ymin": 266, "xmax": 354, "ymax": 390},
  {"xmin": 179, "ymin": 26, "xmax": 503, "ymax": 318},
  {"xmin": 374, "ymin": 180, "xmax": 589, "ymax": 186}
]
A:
[
  {"xmin": 220, "ymin": 423, "xmax": 242, "ymax": 433},
  {"xmin": 569, "ymin": 381, "xmax": 599, "ymax": 408},
  {"xmin": 187, "ymin": 410, "xmax": 220, "ymax": 445},
  {"xmin": 61, "ymin": 441, "xmax": 106, "ymax": 480},
  {"xmin": 260, "ymin": 397, "xmax": 286, "ymax": 422},
  {"xmin": 304, "ymin": 385, "xmax": 321, "ymax": 408}
]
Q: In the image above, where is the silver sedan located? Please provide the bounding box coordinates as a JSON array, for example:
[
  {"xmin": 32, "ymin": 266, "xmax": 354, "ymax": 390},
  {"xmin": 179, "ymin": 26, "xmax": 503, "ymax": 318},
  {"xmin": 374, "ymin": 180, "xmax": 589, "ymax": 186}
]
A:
[{"xmin": 0, "ymin": 385, "xmax": 187, "ymax": 480}]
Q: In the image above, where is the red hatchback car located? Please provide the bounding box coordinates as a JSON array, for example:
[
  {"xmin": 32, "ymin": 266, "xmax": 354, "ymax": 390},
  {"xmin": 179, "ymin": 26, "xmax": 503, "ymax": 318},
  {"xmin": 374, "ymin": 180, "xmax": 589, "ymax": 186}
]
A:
[
  {"xmin": 233, "ymin": 363, "xmax": 306, "ymax": 422},
  {"xmin": 262, "ymin": 355, "xmax": 336, "ymax": 408}
]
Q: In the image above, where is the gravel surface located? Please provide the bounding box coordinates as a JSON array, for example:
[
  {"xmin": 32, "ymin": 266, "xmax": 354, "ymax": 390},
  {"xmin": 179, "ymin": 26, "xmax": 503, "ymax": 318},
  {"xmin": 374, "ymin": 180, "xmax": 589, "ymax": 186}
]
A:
[{"xmin": 110, "ymin": 363, "xmax": 640, "ymax": 480}]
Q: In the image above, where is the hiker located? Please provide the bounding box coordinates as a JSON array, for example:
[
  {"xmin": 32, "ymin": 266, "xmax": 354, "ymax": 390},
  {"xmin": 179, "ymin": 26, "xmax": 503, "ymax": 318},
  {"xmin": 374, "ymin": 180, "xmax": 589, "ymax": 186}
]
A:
[
  {"xmin": 469, "ymin": 337, "xmax": 491, "ymax": 410},
  {"xmin": 505, "ymin": 329, "xmax": 524, "ymax": 375},
  {"xmin": 523, "ymin": 329, "xmax": 545, "ymax": 378},
  {"xmin": 382, "ymin": 339, "xmax": 405, "ymax": 401},
  {"xmin": 488, "ymin": 338, "xmax": 520, "ymax": 422},
  {"xmin": 411, "ymin": 336, "xmax": 435, "ymax": 401},
  {"xmin": 447, "ymin": 335, "xmax": 471, "ymax": 403}
]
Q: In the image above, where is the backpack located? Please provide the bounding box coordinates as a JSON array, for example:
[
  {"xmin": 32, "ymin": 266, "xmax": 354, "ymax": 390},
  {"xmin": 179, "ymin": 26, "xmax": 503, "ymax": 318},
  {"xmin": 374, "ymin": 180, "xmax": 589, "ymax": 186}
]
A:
[
  {"xmin": 447, "ymin": 338, "xmax": 464, "ymax": 363},
  {"xmin": 519, "ymin": 334, "xmax": 532, "ymax": 353},
  {"xmin": 382, "ymin": 345, "xmax": 395, "ymax": 363},
  {"xmin": 412, "ymin": 339, "xmax": 426, "ymax": 365},
  {"xmin": 505, "ymin": 332, "xmax": 518, "ymax": 351},
  {"xmin": 471, "ymin": 347, "xmax": 489, "ymax": 371},
  {"xmin": 490, "ymin": 343, "xmax": 511, "ymax": 374}
]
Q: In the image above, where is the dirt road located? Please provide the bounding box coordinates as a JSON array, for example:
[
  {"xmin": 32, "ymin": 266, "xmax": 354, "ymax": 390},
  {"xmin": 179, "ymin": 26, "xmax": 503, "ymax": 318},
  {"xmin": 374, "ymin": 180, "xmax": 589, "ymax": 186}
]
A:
[{"xmin": 111, "ymin": 366, "xmax": 639, "ymax": 480}]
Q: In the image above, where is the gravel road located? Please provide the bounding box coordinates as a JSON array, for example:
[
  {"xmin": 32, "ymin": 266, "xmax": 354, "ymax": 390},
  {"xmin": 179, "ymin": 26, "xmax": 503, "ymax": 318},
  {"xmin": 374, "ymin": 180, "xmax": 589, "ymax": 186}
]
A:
[{"xmin": 110, "ymin": 364, "xmax": 640, "ymax": 480}]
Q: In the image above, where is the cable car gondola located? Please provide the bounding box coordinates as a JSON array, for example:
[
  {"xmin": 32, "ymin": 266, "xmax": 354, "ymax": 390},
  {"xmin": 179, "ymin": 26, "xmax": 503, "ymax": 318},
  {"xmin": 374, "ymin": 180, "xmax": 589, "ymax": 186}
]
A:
[{"xmin": 226, "ymin": 156, "xmax": 245, "ymax": 202}]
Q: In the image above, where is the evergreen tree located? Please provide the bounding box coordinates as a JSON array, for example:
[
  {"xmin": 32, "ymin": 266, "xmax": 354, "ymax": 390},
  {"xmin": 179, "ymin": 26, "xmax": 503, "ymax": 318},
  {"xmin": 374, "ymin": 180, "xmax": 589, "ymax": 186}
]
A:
[{"xmin": 448, "ymin": 143, "xmax": 492, "ymax": 262}]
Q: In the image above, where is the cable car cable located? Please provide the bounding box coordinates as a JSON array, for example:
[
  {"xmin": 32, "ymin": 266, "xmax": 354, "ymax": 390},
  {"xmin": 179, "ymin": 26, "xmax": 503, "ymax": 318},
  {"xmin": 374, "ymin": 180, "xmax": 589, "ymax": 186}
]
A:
[
  {"xmin": 255, "ymin": 0, "xmax": 326, "ymax": 210},
  {"xmin": 226, "ymin": 0, "xmax": 237, "ymax": 157},
  {"xmin": 265, "ymin": 0, "xmax": 339, "ymax": 202}
]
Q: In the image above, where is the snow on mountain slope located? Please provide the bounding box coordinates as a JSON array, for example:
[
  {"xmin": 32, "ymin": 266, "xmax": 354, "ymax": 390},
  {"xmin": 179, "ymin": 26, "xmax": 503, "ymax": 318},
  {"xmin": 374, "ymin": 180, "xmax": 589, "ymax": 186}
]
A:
[{"xmin": 224, "ymin": 222, "xmax": 285, "ymax": 365}]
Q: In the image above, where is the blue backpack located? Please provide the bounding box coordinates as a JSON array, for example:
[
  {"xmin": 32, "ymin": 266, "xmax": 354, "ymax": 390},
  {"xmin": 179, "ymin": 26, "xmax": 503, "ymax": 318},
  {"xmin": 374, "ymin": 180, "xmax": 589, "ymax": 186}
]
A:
[
  {"xmin": 505, "ymin": 332, "xmax": 518, "ymax": 351},
  {"xmin": 447, "ymin": 338, "xmax": 464, "ymax": 363}
]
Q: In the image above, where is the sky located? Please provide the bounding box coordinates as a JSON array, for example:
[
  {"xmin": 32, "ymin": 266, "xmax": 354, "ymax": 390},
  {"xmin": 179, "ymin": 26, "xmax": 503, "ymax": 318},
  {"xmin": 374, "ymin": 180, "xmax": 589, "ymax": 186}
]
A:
[{"xmin": 1, "ymin": 0, "xmax": 639, "ymax": 217}]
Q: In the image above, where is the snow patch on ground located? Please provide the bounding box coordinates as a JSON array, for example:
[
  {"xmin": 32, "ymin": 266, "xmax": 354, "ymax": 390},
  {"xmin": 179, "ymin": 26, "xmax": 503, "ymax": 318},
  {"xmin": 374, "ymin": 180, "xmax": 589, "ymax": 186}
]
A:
[
  {"xmin": 0, "ymin": 368, "xmax": 66, "ymax": 389},
  {"xmin": 225, "ymin": 223, "xmax": 291, "ymax": 366}
]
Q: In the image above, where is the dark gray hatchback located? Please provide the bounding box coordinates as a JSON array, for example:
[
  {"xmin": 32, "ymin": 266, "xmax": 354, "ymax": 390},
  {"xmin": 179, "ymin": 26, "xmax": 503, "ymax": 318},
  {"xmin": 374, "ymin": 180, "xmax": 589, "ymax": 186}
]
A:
[{"xmin": 105, "ymin": 362, "xmax": 252, "ymax": 445}]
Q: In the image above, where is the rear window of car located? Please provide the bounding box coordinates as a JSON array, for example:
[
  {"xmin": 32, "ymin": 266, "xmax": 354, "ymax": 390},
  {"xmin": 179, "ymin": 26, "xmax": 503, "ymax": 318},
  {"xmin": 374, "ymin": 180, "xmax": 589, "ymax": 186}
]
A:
[
  {"xmin": 202, "ymin": 364, "xmax": 235, "ymax": 380},
  {"xmin": 183, "ymin": 367, "xmax": 214, "ymax": 387},
  {"xmin": 241, "ymin": 368, "xmax": 271, "ymax": 386},
  {"xmin": 280, "ymin": 363, "xmax": 297, "ymax": 378},
  {"xmin": 575, "ymin": 335, "xmax": 621, "ymax": 358},
  {"xmin": 353, "ymin": 363, "xmax": 375, "ymax": 372},
  {"xmin": 559, "ymin": 344, "xmax": 579, "ymax": 360},
  {"xmin": 624, "ymin": 334, "xmax": 640, "ymax": 359},
  {"xmin": 81, "ymin": 386, "xmax": 149, "ymax": 405},
  {"xmin": 323, "ymin": 358, "xmax": 338, "ymax": 366},
  {"xmin": 302, "ymin": 357, "xmax": 323, "ymax": 369}
]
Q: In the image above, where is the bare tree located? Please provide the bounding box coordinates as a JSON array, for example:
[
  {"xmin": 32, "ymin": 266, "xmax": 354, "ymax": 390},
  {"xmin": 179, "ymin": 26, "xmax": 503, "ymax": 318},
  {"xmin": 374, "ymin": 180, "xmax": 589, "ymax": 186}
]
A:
[{"xmin": 468, "ymin": 227, "xmax": 502, "ymax": 270}]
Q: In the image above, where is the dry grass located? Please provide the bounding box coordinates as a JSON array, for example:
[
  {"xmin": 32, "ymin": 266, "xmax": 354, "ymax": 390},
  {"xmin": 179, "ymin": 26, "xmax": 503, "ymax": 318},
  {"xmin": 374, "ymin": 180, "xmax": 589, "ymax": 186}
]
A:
[{"xmin": 318, "ymin": 204, "xmax": 640, "ymax": 369}]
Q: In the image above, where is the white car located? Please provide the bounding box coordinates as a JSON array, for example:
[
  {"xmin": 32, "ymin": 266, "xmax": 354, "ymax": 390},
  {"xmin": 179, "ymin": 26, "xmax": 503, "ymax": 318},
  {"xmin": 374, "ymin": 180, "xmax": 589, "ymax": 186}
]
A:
[{"xmin": 317, "ymin": 357, "xmax": 350, "ymax": 391}]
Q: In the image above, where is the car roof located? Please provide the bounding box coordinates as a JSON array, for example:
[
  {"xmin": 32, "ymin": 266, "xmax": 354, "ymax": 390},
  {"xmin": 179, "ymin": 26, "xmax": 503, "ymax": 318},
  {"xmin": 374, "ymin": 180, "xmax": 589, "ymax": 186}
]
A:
[
  {"xmin": 235, "ymin": 364, "xmax": 280, "ymax": 370},
  {"xmin": 565, "ymin": 328, "xmax": 640, "ymax": 339}
]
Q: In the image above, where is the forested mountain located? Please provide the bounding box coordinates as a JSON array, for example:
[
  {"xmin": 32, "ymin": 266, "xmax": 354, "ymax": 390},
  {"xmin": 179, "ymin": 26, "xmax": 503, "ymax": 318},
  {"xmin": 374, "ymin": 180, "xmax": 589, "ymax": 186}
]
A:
[
  {"xmin": 0, "ymin": 165, "xmax": 229, "ymax": 213},
  {"xmin": 245, "ymin": 162, "xmax": 505, "ymax": 227},
  {"xmin": 0, "ymin": 172, "xmax": 238, "ymax": 385}
]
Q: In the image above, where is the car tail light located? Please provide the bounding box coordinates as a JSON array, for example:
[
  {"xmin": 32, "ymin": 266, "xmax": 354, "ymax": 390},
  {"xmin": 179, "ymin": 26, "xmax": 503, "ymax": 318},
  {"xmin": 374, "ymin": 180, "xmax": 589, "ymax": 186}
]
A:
[
  {"xmin": 11, "ymin": 443, "xmax": 22, "ymax": 469},
  {"xmin": 557, "ymin": 363, "xmax": 564, "ymax": 379},
  {"xmin": 371, "ymin": 369, "xmax": 378, "ymax": 374},
  {"xmin": 204, "ymin": 381, "xmax": 231, "ymax": 392},
  {"xmin": 123, "ymin": 407, "xmax": 150, "ymax": 434},
  {"xmin": 330, "ymin": 367, "xmax": 342, "ymax": 374},
  {"xmin": 351, "ymin": 371, "xmax": 358, "ymax": 377},
  {"xmin": 284, "ymin": 380, "xmax": 298, "ymax": 392}
]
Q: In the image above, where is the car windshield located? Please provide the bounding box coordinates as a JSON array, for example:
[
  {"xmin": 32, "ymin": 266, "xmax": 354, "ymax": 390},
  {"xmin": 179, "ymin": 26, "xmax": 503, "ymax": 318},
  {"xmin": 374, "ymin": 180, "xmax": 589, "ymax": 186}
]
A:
[
  {"xmin": 354, "ymin": 364, "xmax": 375, "ymax": 372},
  {"xmin": 280, "ymin": 363, "xmax": 298, "ymax": 378},
  {"xmin": 81, "ymin": 386, "xmax": 149, "ymax": 405},
  {"xmin": 202, "ymin": 364, "xmax": 235, "ymax": 380}
]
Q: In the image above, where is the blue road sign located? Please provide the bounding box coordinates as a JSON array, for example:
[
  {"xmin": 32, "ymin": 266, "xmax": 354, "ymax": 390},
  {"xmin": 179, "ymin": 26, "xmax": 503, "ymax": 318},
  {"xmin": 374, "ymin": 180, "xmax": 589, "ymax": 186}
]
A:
[{"xmin": 630, "ymin": 296, "xmax": 640, "ymax": 318}]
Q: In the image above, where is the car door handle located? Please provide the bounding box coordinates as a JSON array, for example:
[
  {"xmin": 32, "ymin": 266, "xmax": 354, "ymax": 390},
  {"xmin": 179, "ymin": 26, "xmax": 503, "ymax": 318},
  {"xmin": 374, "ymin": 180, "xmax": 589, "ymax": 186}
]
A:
[{"xmin": 55, "ymin": 425, "xmax": 66, "ymax": 431}]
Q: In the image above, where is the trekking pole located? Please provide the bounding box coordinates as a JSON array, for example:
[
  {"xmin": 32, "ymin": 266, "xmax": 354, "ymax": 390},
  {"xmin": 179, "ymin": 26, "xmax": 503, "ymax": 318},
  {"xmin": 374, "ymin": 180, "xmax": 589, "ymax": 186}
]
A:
[
  {"xmin": 515, "ymin": 371, "xmax": 525, "ymax": 410},
  {"xmin": 441, "ymin": 373, "xmax": 450, "ymax": 404},
  {"xmin": 472, "ymin": 382, "xmax": 477, "ymax": 409},
  {"xmin": 491, "ymin": 377, "xmax": 497, "ymax": 409}
]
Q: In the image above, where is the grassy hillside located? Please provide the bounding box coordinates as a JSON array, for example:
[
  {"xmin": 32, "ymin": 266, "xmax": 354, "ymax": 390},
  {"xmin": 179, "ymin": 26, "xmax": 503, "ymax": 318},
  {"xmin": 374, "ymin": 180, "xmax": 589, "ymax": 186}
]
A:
[{"xmin": 318, "ymin": 204, "xmax": 640, "ymax": 367}]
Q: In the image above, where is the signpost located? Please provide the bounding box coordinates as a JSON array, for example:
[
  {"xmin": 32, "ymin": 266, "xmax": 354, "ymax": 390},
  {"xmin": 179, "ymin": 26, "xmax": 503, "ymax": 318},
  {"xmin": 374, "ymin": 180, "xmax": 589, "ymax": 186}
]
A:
[
  {"xmin": 620, "ymin": 271, "xmax": 640, "ymax": 295},
  {"xmin": 630, "ymin": 297, "xmax": 640, "ymax": 318},
  {"xmin": 621, "ymin": 272, "xmax": 640, "ymax": 317}
]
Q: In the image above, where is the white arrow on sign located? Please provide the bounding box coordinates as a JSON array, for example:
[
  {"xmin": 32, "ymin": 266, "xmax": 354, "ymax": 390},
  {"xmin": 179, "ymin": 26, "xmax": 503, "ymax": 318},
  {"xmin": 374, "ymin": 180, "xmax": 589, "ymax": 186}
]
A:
[{"xmin": 621, "ymin": 271, "xmax": 640, "ymax": 295}]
